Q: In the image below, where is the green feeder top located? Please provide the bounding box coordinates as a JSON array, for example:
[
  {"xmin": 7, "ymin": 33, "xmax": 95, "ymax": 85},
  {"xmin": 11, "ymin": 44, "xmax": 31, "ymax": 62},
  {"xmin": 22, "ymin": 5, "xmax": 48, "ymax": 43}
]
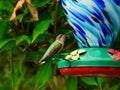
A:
[{"xmin": 58, "ymin": 48, "xmax": 120, "ymax": 68}]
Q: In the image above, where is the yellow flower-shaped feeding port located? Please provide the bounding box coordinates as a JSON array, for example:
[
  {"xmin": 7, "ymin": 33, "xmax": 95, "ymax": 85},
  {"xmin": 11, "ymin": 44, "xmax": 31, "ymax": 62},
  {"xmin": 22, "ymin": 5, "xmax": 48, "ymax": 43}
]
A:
[
  {"xmin": 71, "ymin": 54, "xmax": 79, "ymax": 60},
  {"xmin": 65, "ymin": 49, "xmax": 87, "ymax": 60},
  {"xmin": 78, "ymin": 49, "xmax": 86, "ymax": 55},
  {"xmin": 65, "ymin": 55, "xmax": 72, "ymax": 60},
  {"xmin": 70, "ymin": 50, "xmax": 78, "ymax": 55}
]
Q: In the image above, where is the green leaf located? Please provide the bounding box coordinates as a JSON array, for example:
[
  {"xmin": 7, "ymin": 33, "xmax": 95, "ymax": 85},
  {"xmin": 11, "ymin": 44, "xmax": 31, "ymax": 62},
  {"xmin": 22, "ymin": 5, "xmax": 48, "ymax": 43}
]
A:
[
  {"xmin": 13, "ymin": 69, "xmax": 21, "ymax": 90},
  {"xmin": 66, "ymin": 77, "xmax": 78, "ymax": 90},
  {"xmin": 33, "ymin": 0, "xmax": 50, "ymax": 8},
  {"xmin": 80, "ymin": 77, "xmax": 98, "ymax": 86},
  {"xmin": 17, "ymin": 14, "xmax": 24, "ymax": 22},
  {"xmin": 32, "ymin": 19, "xmax": 52, "ymax": 43},
  {"xmin": 35, "ymin": 62, "xmax": 52, "ymax": 88},
  {"xmin": 23, "ymin": 7, "xmax": 29, "ymax": 15},
  {"xmin": 0, "ymin": 20, "xmax": 9, "ymax": 40},
  {"xmin": 18, "ymin": 52, "xmax": 26, "ymax": 73},
  {"xmin": 0, "ymin": 39, "xmax": 15, "ymax": 49},
  {"xmin": 16, "ymin": 35, "xmax": 31, "ymax": 45},
  {"xmin": 97, "ymin": 78, "xmax": 102, "ymax": 88},
  {"xmin": 13, "ymin": 65, "xmax": 26, "ymax": 90},
  {"xmin": 0, "ymin": 1, "xmax": 12, "ymax": 10}
]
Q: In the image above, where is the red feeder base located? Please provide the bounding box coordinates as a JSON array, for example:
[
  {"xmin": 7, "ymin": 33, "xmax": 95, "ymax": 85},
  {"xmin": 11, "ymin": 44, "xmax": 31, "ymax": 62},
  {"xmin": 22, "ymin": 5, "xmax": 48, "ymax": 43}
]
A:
[
  {"xmin": 60, "ymin": 67, "xmax": 120, "ymax": 77},
  {"xmin": 58, "ymin": 48, "xmax": 120, "ymax": 77}
]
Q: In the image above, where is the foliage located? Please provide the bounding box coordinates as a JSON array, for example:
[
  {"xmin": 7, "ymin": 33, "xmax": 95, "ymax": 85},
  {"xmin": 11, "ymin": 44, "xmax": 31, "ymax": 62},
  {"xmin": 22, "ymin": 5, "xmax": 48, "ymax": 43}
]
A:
[{"xmin": 0, "ymin": 0, "xmax": 120, "ymax": 90}]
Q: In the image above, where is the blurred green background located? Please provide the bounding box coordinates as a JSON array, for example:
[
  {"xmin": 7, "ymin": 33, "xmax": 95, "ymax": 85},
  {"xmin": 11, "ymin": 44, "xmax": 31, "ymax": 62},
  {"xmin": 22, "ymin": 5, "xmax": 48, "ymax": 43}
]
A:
[{"xmin": 0, "ymin": 0, "xmax": 120, "ymax": 90}]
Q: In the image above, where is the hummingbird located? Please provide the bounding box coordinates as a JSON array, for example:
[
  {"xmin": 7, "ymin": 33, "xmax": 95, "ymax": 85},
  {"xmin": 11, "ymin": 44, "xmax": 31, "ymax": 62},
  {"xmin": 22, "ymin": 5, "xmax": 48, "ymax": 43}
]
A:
[{"xmin": 39, "ymin": 34, "xmax": 66, "ymax": 64}]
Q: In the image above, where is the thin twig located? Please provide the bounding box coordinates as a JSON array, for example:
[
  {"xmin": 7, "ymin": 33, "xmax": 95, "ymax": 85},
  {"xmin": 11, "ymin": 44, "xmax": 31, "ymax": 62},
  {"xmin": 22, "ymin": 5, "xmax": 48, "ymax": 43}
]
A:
[
  {"xmin": 9, "ymin": 49, "xmax": 14, "ymax": 90},
  {"xmin": 53, "ymin": 0, "xmax": 60, "ymax": 37}
]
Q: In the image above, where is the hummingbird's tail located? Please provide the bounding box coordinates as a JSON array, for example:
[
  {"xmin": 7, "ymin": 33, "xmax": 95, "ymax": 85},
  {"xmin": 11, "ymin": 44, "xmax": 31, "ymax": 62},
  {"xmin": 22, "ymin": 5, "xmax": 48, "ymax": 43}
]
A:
[{"xmin": 39, "ymin": 59, "xmax": 46, "ymax": 64}]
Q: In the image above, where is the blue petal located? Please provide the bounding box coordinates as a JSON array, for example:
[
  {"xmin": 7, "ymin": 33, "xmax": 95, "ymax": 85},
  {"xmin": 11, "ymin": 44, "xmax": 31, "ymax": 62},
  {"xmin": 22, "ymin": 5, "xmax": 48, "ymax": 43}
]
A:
[
  {"xmin": 92, "ymin": 0, "xmax": 105, "ymax": 8},
  {"xmin": 113, "ymin": 0, "xmax": 120, "ymax": 6}
]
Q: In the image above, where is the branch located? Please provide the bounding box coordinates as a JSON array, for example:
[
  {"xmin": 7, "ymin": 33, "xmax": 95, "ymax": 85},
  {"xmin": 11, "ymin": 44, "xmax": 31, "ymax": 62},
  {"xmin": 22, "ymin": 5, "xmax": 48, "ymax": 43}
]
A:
[
  {"xmin": 53, "ymin": 0, "xmax": 60, "ymax": 37},
  {"xmin": 9, "ymin": 49, "xmax": 14, "ymax": 90}
]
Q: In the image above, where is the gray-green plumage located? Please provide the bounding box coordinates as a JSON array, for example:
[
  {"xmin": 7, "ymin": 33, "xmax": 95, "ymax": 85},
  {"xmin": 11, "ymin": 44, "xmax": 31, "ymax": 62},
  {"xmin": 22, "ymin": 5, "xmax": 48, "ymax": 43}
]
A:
[{"xmin": 39, "ymin": 34, "xmax": 66, "ymax": 64}]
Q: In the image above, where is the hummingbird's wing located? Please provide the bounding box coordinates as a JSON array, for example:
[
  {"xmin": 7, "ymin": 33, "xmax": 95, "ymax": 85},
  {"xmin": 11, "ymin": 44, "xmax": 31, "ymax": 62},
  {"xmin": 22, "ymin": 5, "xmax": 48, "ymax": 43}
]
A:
[{"xmin": 39, "ymin": 40, "xmax": 62, "ymax": 64}]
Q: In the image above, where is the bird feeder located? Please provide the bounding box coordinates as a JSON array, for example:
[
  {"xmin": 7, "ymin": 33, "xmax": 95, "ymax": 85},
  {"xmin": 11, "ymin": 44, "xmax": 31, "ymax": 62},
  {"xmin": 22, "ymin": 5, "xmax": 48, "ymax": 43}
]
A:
[{"xmin": 58, "ymin": 0, "xmax": 120, "ymax": 77}]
